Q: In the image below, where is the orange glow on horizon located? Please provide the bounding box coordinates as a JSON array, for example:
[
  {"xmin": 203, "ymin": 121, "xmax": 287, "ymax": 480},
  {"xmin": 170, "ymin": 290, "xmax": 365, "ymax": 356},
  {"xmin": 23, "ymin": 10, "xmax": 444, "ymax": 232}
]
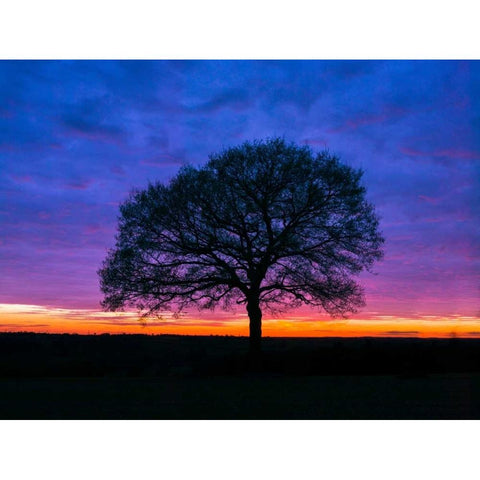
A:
[{"xmin": 0, "ymin": 303, "xmax": 479, "ymax": 339}]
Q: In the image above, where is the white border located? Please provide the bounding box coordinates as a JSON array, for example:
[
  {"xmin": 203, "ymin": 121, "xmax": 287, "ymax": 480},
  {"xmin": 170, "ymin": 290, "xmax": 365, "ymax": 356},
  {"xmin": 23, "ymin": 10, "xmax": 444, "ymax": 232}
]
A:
[
  {"xmin": 0, "ymin": 421, "xmax": 478, "ymax": 480},
  {"xmin": 1, "ymin": 0, "xmax": 479, "ymax": 59}
]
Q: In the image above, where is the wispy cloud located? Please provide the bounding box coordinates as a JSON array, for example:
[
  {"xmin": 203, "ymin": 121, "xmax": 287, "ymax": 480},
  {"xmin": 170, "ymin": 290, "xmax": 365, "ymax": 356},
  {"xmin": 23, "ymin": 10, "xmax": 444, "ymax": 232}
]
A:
[
  {"xmin": 401, "ymin": 147, "xmax": 480, "ymax": 161},
  {"xmin": 1, "ymin": 304, "xmax": 478, "ymax": 338}
]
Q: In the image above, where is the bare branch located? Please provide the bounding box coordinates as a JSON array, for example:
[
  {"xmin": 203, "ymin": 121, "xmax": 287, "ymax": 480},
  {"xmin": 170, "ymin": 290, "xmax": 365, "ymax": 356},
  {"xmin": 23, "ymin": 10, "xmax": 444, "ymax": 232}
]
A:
[{"xmin": 99, "ymin": 138, "xmax": 384, "ymax": 329}]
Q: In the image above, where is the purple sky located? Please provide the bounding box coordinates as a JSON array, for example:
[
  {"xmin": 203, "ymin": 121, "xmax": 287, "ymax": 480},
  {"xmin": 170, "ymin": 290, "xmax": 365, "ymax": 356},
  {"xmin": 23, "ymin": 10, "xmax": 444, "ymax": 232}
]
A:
[{"xmin": 1, "ymin": 60, "xmax": 478, "ymax": 320}]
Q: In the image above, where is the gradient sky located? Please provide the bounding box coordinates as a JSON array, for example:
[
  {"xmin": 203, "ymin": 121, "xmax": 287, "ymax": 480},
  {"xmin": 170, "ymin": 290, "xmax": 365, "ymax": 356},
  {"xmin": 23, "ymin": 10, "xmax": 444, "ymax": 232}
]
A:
[{"xmin": 1, "ymin": 60, "xmax": 479, "ymax": 336}]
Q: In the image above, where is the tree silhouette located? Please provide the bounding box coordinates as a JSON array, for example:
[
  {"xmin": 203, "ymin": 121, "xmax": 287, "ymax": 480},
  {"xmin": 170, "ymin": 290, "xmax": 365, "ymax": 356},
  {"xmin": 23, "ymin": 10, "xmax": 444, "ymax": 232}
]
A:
[{"xmin": 99, "ymin": 138, "xmax": 384, "ymax": 355}]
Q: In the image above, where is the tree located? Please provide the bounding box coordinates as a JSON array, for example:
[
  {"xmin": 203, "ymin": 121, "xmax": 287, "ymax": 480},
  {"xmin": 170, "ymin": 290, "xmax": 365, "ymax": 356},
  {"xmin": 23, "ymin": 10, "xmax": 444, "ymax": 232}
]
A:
[{"xmin": 99, "ymin": 138, "xmax": 384, "ymax": 356}]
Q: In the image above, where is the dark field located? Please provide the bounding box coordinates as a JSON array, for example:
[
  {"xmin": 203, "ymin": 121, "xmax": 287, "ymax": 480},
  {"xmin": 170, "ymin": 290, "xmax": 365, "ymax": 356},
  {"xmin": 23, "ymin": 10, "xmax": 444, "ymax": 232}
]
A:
[{"xmin": 1, "ymin": 332, "xmax": 480, "ymax": 419}]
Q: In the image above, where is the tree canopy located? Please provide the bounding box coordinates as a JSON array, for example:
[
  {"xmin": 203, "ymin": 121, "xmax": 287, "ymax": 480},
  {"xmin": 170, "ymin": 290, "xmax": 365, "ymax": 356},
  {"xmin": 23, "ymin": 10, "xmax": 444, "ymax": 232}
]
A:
[{"xmin": 99, "ymin": 138, "xmax": 384, "ymax": 352}]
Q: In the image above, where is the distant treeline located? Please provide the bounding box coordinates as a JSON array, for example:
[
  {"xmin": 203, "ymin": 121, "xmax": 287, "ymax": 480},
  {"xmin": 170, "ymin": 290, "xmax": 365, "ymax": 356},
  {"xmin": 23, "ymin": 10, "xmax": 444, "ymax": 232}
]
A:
[{"xmin": 1, "ymin": 332, "xmax": 480, "ymax": 378}]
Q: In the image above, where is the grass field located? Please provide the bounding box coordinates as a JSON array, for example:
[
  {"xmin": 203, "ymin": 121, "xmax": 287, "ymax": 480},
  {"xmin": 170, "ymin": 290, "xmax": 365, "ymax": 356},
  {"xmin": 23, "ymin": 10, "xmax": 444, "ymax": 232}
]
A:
[
  {"xmin": 1, "ymin": 373, "xmax": 479, "ymax": 419},
  {"xmin": 1, "ymin": 333, "xmax": 479, "ymax": 419}
]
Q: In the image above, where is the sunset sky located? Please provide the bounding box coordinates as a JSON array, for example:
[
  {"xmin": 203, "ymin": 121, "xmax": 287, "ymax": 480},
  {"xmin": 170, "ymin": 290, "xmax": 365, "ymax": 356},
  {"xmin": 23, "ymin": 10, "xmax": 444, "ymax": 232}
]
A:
[{"xmin": 1, "ymin": 60, "xmax": 479, "ymax": 337}]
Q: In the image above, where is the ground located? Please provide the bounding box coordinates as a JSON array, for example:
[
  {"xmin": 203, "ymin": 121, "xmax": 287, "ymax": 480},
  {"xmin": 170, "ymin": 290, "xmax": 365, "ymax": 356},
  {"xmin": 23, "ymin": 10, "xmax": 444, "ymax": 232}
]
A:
[{"xmin": 1, "ymin": 333, "xmax": 479, "ymax": 419}]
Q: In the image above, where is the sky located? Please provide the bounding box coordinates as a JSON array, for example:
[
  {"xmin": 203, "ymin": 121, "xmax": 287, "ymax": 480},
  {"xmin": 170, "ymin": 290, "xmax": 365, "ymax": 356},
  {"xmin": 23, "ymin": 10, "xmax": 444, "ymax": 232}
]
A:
[{"xmin": 1, "ymin": 60, "xmax": 479, "ymax": 337}]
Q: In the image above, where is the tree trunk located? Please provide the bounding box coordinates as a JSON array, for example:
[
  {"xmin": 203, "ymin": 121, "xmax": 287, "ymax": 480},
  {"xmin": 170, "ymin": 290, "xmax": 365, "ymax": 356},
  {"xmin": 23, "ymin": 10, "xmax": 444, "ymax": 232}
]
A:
[{"xmin": 247, "ymin": 294, "xmax": 262, "ymax": 368}]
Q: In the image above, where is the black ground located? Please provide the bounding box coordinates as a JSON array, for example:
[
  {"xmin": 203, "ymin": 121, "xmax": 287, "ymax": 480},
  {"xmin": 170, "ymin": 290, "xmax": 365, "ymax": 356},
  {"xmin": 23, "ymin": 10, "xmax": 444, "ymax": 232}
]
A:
[{"xmin": 1, "ymin": 332, "xmax": 479, "ymax": 419}]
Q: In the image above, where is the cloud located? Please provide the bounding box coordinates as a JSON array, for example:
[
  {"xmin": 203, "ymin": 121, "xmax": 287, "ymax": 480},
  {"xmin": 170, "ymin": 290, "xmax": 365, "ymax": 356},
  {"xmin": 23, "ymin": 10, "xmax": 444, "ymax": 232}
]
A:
[
  {"xmin": 0, "ymin": 323, "xmax": 50, "ymax": 328},
  {"xmin": 60, "ymin": 99, "xmax": 126, "ymax": 144},
  {"xmin": 189, "ymin": 88, "xmax": 252, "ymax": 114},
  {"xmin": 64, "ymin": 179, "xmax": 94, "ymax": 190},
  {"xmin": 140, "ymin": 154, "xmax": 184, "ymax": 167},
  {"xmin": 1, "ymin": 59, "xmax": 479, "ymax": 325},
  {"xmin": 401, "ymin": 147, "xmax": 480, "ymax": 161},
  {"xmin": 328, "ymin": 113, "xmax": 390, "ymax": 133},
  {"xmin": 328, "ymin": 106, "xmax": 407, "ymax": 134},
  {"xmin": 418, "ymin": 195, "xmax": 441, "ymax": 205},
  {"xmin": 10, "ymin": 174, "xmax": 33, "ymax": 184},
  {"xmin": 384, "ymin": 331, "xmax": 420, "ymax": 336},
  {"xmin": 84, "ymin": 224, "xmax": 106, "ymax": 235},
  {"xmin": 92, "ymin": 320, "xmax": 230, "ymax": 328}
]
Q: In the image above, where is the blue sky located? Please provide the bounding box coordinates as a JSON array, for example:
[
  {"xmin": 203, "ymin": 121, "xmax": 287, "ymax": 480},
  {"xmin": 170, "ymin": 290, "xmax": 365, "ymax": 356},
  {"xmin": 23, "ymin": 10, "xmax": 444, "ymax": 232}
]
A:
[{"xmin": 1, "ymin": 60, "xmax": 478, "ymax": 322}]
